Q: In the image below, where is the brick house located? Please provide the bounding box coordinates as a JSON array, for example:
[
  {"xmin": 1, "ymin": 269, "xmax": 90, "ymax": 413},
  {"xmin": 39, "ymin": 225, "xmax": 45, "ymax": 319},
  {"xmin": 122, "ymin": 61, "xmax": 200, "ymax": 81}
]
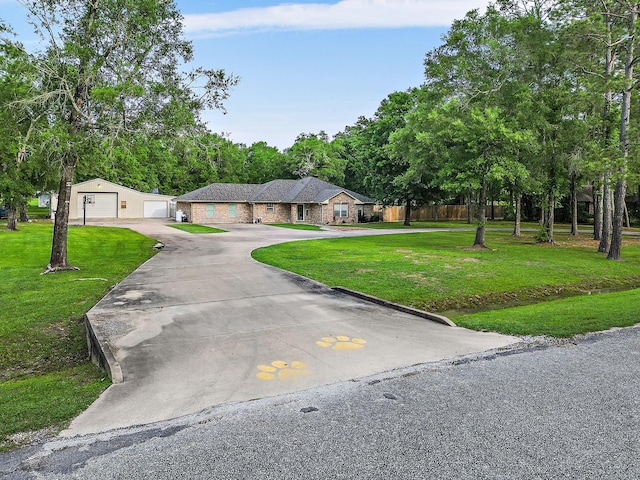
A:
[{"xmin": 175, "ymin": 177, "xmax": 375, "ymax": 225}]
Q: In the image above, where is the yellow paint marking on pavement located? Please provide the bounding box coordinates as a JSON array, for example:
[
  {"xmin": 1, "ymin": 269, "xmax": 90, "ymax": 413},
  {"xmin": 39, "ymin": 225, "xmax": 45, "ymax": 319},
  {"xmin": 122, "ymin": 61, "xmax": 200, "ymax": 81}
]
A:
[
  {"xmin": 257, "ymin": 365, "xmax": 277, "ymax": 373},
  {"xmin": 316, "ymin": 337, "xmax": 336, "ymax": 348},
  {"xmin": 256, "ymin": 360, "xmax": 311, "ymax": 381},
  {"xmin": 315, "ymin": 336, "xmax": 367, "ymax": 351}
]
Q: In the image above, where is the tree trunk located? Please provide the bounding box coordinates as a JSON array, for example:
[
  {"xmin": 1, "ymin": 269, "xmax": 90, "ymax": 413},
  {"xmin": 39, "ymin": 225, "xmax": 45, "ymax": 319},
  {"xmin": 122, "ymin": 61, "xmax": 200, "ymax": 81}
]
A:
[
  {"xmin": 598, "ymin": 9, "xmax": 614, "ymax": 251},
  {"xmin": 513, "ymin": 192, "xmax": 522, "ymax": 237},
  {"xmin": 466, "ymin": 187, "xmax": 473, "ymax": 224},
  {"xmin": 473, "ymin": 178, "xmax": 487, "ymax": 248},
  {"xmin": 544, "ymin": 191, "xmax": 555, "ymax": 244},
  {"xmin": 543, "ymin": 155, "xmax": 556, "ymax": 244},
  {"xmin": 608, "ymin": 179, "xmax": 626, "ymax": 261},
  {"xmin": 19, "ymin": 202, "xmax": 28, "ymax": 222},
  {"xmin": 624, "ymin": 200, "xmax": 630, "ymax": 228},
  {"xmin": 47, "ymin": 161, "xmax": 79, "ymax": 272},
  {"xmin": 403, "ymin": 198, "xmax": 411, "ymax": 226},
  {"xmin": 608, "ymin": 5, "xmax": 635, "ymax": 261},
  {"xmin": 593, "ymin": 180, "xmax": 603, "ymax": 241},
  {"xmin": 543, "ymin": 140, "xmax": 557, "ymax": 244},
  {"xmin": 45, "ymin": 1, "xmax": 99, "ymax": 272},
  {"xmin": 433, "ymin": 202, "xmax": 439, "ymax": 221},
  {"xmin": 6, "ymin": 206, "xmax": 18, "ymax": 231},
  {"xmin": 570, "ymin": 171, "xmax": 578, "ymax": 236},
  {"xmin": 598, "ymin": 171, "xmax": 611, "ymax": 253}
]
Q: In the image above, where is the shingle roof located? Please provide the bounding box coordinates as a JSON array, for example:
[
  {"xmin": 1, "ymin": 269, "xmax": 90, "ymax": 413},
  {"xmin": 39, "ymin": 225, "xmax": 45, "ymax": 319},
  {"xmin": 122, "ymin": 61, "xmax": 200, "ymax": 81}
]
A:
[
  {"xmin": 251, "ymin": 180, "xmax": 299, "ymax": 202},
  {"xmin": 285, "ymin": 177, "xmax": 375, "ymax": 203},
  {"xmin": 175, "ymin": 183, "xmax": 262, "ymax": 202},
  {"xmin": 176, "ymin": 177, "xmax": 374, "ymax": 204}
]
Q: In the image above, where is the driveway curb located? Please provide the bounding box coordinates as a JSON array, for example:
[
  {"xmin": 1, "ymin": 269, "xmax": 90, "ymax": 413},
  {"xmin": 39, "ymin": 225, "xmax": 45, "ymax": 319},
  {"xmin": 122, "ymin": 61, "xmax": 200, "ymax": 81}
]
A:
[
  {"xmin": 85, "ymin": 313, "xmax": 123, "ymax": 383},
  {"xmin": 332, "ymin": 286, "xmax": 456, "ymax": 327}
]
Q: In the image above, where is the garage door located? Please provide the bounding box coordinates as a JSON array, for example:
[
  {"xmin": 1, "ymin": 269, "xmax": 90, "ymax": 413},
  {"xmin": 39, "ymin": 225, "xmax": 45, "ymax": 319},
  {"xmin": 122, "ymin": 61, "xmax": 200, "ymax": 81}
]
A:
[
  {"xmin": 77, "ymin": 192, "xmax": 117, "ymax": 218},
  {"xmin": 144, "ymin": 200, "xmax": 168, "ymax": 218}
]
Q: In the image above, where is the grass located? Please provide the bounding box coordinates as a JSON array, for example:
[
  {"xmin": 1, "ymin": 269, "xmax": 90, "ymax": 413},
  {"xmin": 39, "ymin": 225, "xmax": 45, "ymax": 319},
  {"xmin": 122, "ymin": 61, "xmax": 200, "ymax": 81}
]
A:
[
  {"xmin": 343, "ymin": 220, "xmax": 513, "ymax": 229},
  {"xmin": 0, "ymin": 366, "xmax": 110, "ymax": 446},
  {"xmin": 342, "ymin": 219, "xmax": 628, "ymax": 231},
  {"xmin": 27, "ymin": 198, "xmax": 51, "ymax": 219},
  {"xmin": 0, "ymin": 221, "xmax": 157, "ymax": 451},
  {"xmin": 453, "ymin": 288, "xmax": 640, "ymax": 337},
  {"xmin": 252, "ymin": 230, "xmax": 640, "ymax": 336},
  {"xmin": 167, "ymin": 223, "xmax": 226, "ymax": 234},
  {"xmin": 267, "ymin": 223, "xmax": 323, "ymax": 231}
]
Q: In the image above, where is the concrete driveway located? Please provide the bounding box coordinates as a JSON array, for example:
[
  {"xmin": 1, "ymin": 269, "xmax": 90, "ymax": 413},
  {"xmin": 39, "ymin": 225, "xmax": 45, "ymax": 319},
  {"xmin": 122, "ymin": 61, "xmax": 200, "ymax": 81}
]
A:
[{"xmin": 63, "ymin": 221, "xmax": 519, "ymax": 436}]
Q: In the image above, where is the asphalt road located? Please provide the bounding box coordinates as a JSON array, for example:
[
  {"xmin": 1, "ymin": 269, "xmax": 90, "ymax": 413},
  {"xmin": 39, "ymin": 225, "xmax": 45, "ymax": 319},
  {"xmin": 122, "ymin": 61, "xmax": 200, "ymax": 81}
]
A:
[{"xmin": 2, "ymin": 325, "xmax": 639, "ymax": 479}]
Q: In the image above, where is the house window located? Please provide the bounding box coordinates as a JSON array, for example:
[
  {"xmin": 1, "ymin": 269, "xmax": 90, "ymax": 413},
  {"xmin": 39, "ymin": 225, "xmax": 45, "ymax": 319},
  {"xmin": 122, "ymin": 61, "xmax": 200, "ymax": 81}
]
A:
[
  {"xmin": 228, "ymin": 203, "xmax": 237, "ymax": 217},
  {"xmin": 266, "ymin": 203, "xmax": 275, "ymax": 213},
  {"xmin": 206, "ymin": 204, "xmax": 215, "ymax": 218},
  {"xmin": 334, "ymin": 203, "xmax": 348, "ymax": 218}
]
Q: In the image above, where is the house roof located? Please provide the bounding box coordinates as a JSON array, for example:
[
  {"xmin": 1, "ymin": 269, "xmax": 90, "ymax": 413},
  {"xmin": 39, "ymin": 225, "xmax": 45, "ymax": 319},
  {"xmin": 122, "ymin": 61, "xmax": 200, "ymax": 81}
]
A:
[
  {"xmin": 175, "ymin": 183, "xmax": 262, "ymax": 202},
  {"xmin": 251, "ymin": 180, "xmax": 300, "ymax": 202},
  {"xmin": 175, "ymin": 177, "xmax": 375, "ymax": 204},
  {"xmin": 72, "ymin": 178, "xmax": 174, "ymax": 199}
]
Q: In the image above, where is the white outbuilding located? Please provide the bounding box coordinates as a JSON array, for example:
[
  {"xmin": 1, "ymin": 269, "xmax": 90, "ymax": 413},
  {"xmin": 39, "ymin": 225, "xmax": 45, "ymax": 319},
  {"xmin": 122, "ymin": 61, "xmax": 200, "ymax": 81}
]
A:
[{"xmin": 52, "ymin": 178, "xmax": 175, "ymax": 220}]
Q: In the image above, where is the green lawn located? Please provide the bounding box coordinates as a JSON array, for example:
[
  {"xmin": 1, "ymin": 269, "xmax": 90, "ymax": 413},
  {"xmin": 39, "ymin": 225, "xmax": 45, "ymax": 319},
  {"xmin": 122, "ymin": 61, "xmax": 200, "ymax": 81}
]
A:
[
  {"xmin": 344, "ymin": 220, "xmax": 613, "ymax": 230},
  {"xmin": 267, "ymin": 223, "xmax": 323, "ymax": 231},
  {"xmin": 344, "ymin": 220, "xmax": 508, "ymax": 229},
  {"xmin": 454, "ymin": 288, "xmax": 640, "ymax": 337},
  {"xmin": 252, "ymin": 230, "xmax": 640, "ymax": 336},
  {"xmin": 167, "ymin": 223, "xmax": 226, "ymax": 233},
  {"xmin": 27, "ymin": 198, "xmax": 51, "ymax": 219},
  {"xmin": 0, "ymin": 222, "xmax": 157, "ymax": 451}
]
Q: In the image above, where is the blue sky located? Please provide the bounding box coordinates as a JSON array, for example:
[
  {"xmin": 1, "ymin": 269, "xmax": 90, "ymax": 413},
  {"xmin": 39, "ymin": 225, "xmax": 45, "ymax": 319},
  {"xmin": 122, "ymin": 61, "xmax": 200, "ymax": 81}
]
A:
[{"xmin": 2, "ymin": 0, "xmax": 492, "ymax": 150}]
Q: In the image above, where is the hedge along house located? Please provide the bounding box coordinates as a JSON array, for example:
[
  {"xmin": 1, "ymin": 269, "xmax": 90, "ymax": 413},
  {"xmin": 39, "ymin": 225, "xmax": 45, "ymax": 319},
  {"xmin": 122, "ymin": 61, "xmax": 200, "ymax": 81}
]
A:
[
  {"xmin": 51, "ymin": 178, "xmax": 175, "ymax": 220},
  {"xmin": 175, "ymin": 177, "xmax": 375, "ymax": 225}
]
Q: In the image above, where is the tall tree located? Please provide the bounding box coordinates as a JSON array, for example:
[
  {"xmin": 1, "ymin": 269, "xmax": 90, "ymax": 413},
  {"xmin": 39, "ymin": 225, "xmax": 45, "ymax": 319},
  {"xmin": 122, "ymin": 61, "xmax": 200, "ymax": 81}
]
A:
[
  {"xmin": 243, "ymin": 142, "xmax": 289, "ymax": 184},
  {"xmin": 0, "ymin": 27, "xmax": 50, "ymax": 231},
  {"xmin": 18, "ymin": 0, "xmax": 237, "ymax": 271},
  {"xmin": 424, "ymin": 5, "xmax": 538, "ymax": 237},
  {"xmin": 284, "ymin": 131, "xmax": 346, "ymax": 183},
  {"xmin": 361, "ymin": 90, "xmax": 419, "ymax": 225},
  {"xmin": 388, "ymin": 90, "xmax": 445, "ymax": 225},
  {"xmin": 431, "ymin": 103, "xmax": 533, "ymax": 248},
  {"xmin": 608, "ymin": 2, "xmax": 638, "ymax": 260},
  {"xmin": 559, "ymin": 0, "xmax": 623, "ymax": 249},
  {"xmin": 332, "ymin": 121, "xmax": 373, "ymax": 197},
  {"xmin": 496, "ymin": 1, "xmax": 586, "ymax": 243}
]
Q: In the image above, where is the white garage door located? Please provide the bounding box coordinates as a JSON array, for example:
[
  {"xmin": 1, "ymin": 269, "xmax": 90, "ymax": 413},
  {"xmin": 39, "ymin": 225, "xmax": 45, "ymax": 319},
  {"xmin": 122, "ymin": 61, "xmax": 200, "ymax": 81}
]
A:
[
  {"xmin": 144, "ymin": 200, "xmax": 168, "ymax": 218},
  {"xmin": 77, "ymin": 192, "xmax": 117, "ymax": 218}
]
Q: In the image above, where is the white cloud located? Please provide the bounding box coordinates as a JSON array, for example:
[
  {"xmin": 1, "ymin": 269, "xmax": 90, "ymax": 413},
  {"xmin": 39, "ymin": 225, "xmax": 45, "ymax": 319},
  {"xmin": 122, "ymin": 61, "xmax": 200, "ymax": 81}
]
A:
[{"xmin": 183, "ymin": 0, "xmax": 491, "ymax": 36}]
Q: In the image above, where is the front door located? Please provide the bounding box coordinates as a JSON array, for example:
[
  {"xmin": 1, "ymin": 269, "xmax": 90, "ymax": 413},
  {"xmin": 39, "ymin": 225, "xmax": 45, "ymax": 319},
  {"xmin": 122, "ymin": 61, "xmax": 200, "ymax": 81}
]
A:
[{"xmin": 297, "ymin": 204, "xmax": 304, "ymax": 222}]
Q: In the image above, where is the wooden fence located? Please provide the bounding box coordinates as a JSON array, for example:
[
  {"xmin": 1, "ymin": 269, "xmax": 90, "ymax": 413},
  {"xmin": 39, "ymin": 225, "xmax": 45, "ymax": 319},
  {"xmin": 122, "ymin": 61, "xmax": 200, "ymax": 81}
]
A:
[{"xmin": 380, "ymin": 205, "xmax": 504, "ymax": 222}]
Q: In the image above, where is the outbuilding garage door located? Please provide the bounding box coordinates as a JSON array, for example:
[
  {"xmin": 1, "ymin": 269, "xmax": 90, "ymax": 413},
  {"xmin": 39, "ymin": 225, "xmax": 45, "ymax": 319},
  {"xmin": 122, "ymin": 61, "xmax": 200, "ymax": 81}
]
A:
[
  {"xmin": 77, "ymin": 192, "xmax": 117, "ymax": 218},
  {"xmin": 144, "ymin": 200, "xmax": 168, "ymax": 218}
]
